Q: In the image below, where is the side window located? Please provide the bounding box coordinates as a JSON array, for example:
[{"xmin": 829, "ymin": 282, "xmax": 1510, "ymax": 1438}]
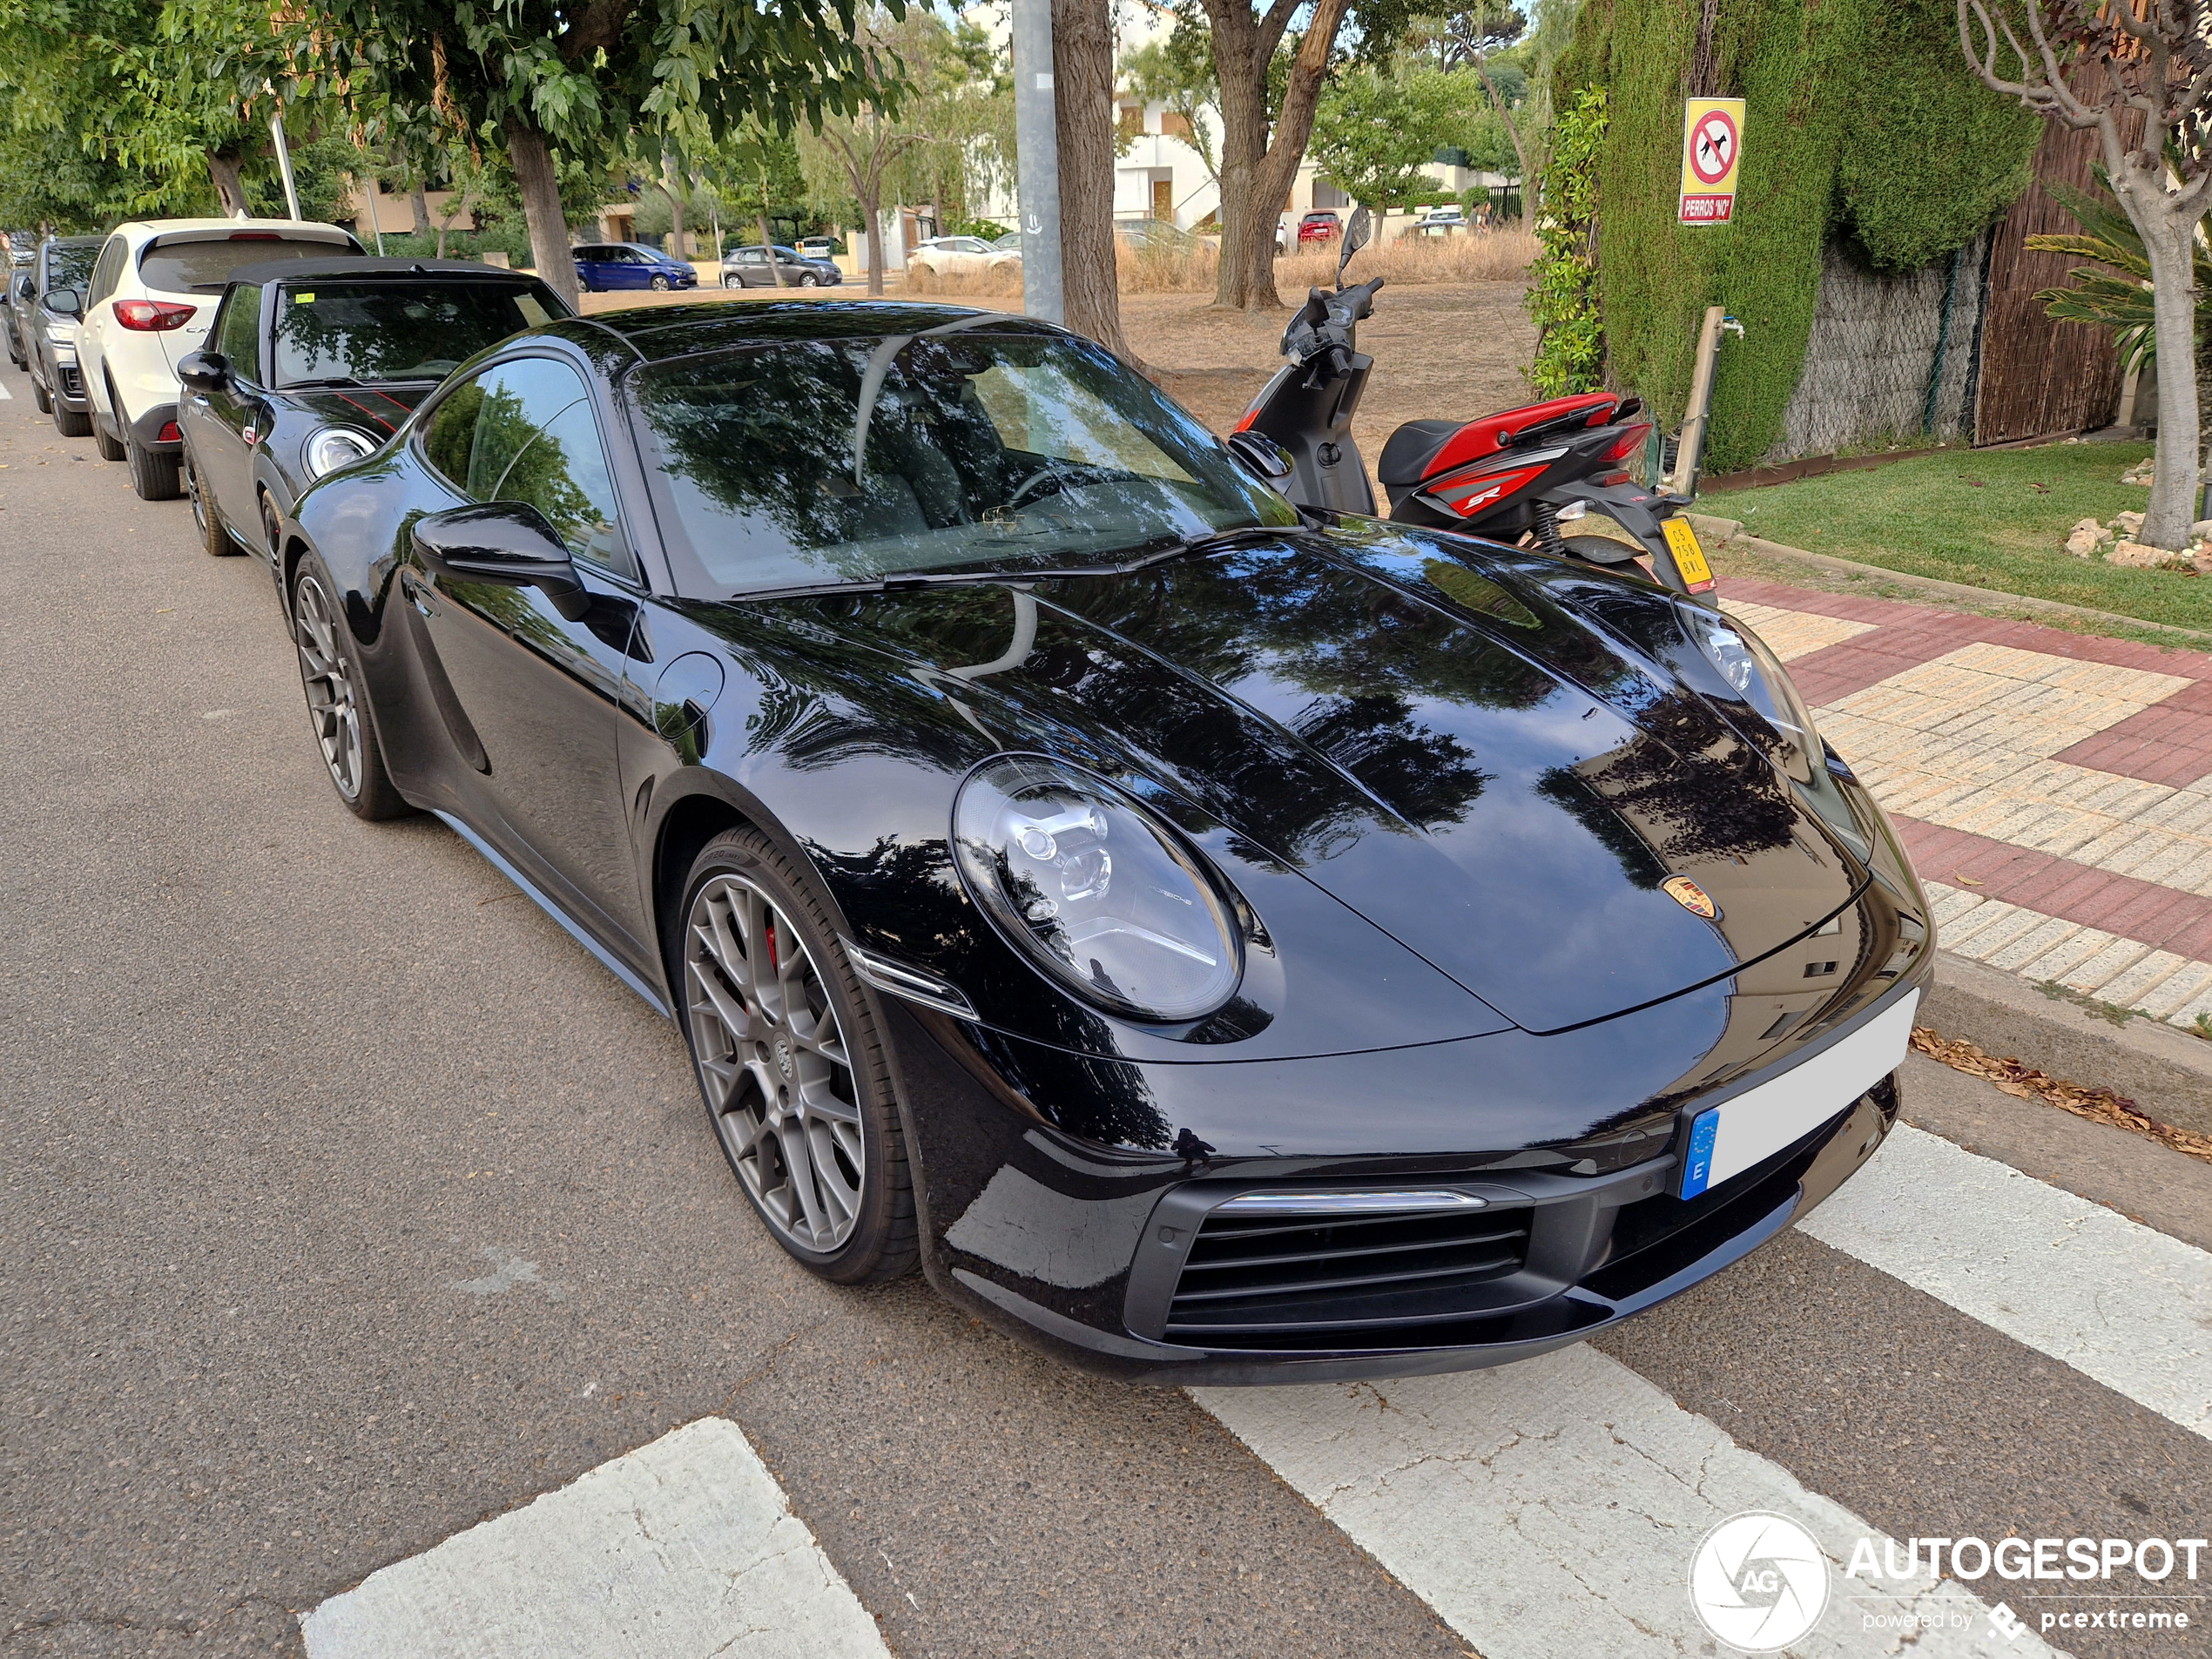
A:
[
  {"xmin": 449, "ymin": 357, "xmax": 633, "ymax": 578},
  {"xmin": 421, "ymin": 374, "xmax": 486, "ymax": 490},
  {"xmin": 216, "ymin": 285, "xmax": 262, "ymax": 379},
  {"xmin": 88, "ymin": 236, "xmax": 125, "ymax": 305},
  {"xmin": 573, "ymin": 246, "xmax": 603, "ymax": 262}
]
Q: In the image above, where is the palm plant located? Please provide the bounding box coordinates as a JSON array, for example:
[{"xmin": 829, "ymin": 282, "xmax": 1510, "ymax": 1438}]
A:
[{"xmin": 2027, "ymin": 165, "xmax": 2212, "ymax": 453}]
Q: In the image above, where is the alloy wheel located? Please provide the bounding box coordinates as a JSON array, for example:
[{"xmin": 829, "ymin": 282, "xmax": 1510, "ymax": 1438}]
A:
[
  {"xmin": 293, "ymin": 573, "xmax": 364, "ymax": 800},
  {"xmin": 685, "ymin": 873, "xmax": 866, "ymax": 1254}
]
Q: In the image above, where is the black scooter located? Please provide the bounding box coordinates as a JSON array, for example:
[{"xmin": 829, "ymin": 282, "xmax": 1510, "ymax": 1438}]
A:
[{"xmin": 1226, "ymin": 207, "xmax": 1718, "ymax": 604}]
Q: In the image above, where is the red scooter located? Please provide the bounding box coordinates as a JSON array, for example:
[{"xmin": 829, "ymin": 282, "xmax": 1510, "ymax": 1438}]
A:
[{"xmin": 1227, "ymin": 209, "xmax": 1718, "ymax": 604}]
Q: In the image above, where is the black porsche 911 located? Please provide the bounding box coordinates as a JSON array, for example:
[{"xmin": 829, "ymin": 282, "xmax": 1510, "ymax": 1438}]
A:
[
  {"xmin": 273, "ymin": 300, "xmax": 1931, "ymax": 1384},
  {"xmin": 174, "ymin": 258, "xmax": 569, "ymax": 570}
]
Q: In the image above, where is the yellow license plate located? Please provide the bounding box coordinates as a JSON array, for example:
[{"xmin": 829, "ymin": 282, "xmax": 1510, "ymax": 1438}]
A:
[{"xmin": 1662, "ymin": 518, "xmax": 1714, "ymax": 587}]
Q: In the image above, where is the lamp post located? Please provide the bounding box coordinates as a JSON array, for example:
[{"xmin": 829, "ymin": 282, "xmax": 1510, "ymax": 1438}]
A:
[
  {"xmin": 268, "ymin": 97, "xmax": 303, "ymax": 221},
  {"xmin": 1010, "ymin": 0, "xmax": 1062, "ymax": 323}
]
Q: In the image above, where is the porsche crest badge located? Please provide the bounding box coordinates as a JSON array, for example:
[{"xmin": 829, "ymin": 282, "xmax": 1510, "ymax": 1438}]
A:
[{"xmin": 1662, "ymin": 875, "xmax": 1719, "ymax": 920}]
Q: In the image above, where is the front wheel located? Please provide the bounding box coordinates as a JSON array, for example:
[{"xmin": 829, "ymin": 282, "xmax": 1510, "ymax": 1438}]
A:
[
  {"xmin": 650, "ymin": 273, "xmax": 672, "ymax": 291},
  {"xmin": 31, "ymin": 375, "xmax": 51, "ymax": 414},
  {"xmin": 52, "ymin": 396, "xmax": 90, "ymax": 438},
  {"xmin": 289, "ymin": 555, "xmax": 409, "ymax": 820},
  {"xmin": 794, "ymin": 273, "xmax": 817, "ymax": 288},
  {"xmin": 678, "ymin": 828, "xmax": 917, "ymax": 1285}
]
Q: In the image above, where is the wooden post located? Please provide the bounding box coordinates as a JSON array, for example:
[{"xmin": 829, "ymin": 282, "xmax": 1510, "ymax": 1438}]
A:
[{"xmin": 1669, "ymin": 306, "xmax": 1726, "ymax": 497}]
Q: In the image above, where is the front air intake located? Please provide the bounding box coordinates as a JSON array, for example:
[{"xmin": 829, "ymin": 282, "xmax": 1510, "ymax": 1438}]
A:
[{"xmin": 1163, "ymin": 1197, "xmax": 1534, "ymax": 1343}]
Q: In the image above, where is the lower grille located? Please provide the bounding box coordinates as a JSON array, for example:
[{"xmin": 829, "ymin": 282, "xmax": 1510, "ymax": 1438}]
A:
[
  {"xmin": 58, "ymin": 365, "xmax": 81, "ymax": 398},
  {"xmin": 1164, "ymin": 1201, "xmax": 1534, "ymax": 1343}
]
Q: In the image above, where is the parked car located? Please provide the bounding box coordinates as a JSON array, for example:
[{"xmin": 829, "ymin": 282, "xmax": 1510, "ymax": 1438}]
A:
[
  {"xmin": 273, "ymin": 300, "xmax": 1931, "ymax": 1384},
  {"xmin": 1112, "ymin": 219, "xmax": 1213, "ymax": 254},
  {"xmin": 18, "ymin": 235, "xmax": 101, "ymax": 436},
  {"xmin": 1297, "ymin": 211, "xmax": 1343, "ymax": 246},
  {"xmin": 906, "ymin": 235, "xmax": 1019, "ymax": 278},
  {"xmin": 174, "ymin": 257, "xmax": 570, "ymax": 570},
  {"xmin": 1413, "ymin": 206, "xmax": 1467, "ymax": 236},
  {"xmin": 721, "ymin": 244, "xmax": 843, "ymax": 288},
  {"xmin": 795, "ymin": 235, "xmax": 842, "ymax": 261},
  {"xmin": 571, "ymin": 242, "xmax": 699, "ymax": 293},
  {"xmin": 76, "ymin": 219, "xmax": 364, "ymax": 500}
]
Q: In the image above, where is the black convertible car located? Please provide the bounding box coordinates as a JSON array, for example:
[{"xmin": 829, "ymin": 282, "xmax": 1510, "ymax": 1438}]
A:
[
  {"xmin": 274, "ymin": 300, "xmax": 1931, "ymax": 1384},
  {"xmin": 174, "ymin": 258, "xmax": 568, "ymax": 568}
]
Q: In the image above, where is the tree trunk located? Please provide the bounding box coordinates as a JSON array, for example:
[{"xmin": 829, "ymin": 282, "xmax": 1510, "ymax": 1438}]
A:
[
  {"xmin": 206, "ymin": 149, "xmax": 250, "ymax": 219},
  {"xmin": 409, "ymin": 185, "xmax": 432, "ymax": 234},
  {"xmin": 1474, "ymin": 58, "xmax": 1534, "ymax": 230},
  {"xmin": 758, "ymin": 212, "xmax": 787, "ymax": 287},
  {"xmin": 1206, "ymin": 17, "xmax": 1271, "ymax": 309},
  {"xmin": 1053, "ymin": 0, "xmax": 1128, "ymax": 355},
  {"xmin": 860, "ymin": 191, "xmax": 885, "ymax": 295},
  {"xmin": 660, "ymin": 154, "xmax": 688, "ymax": 258},
  {"xmin": 2140, "ymin": 212, "xmax": 2202, "ymax": 548},
  {"xmin": 506, "ymin": 116, "xmax": 580, "ymax": 309}
]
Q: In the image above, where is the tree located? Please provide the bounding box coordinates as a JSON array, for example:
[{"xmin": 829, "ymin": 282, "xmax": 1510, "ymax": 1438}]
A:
[
  {"xmin": 1056, "ymin": 0, "xmax": 1130, "ymax": 356},
  {"xmin": 1958, "ymin": 0, "xmax": 2212, "ymax": 550},
  {"xmin": 712, "ymin": 121, "xmax": 811, "ymax": 282},
  {"xmin": 1308, "ymin": 68, "xmax": 1456, "ymax": 215},
  {"xmin": 1124, "ymin": 24, "xmax": 1222, "ymax": 185},
  {"xmin": 302, "ymin": 0, "xmax": 903, "ymax": 309},
  {"xmin": 1448, "ymin": 2, "xmax": 1534, "ymax": 226},
  {"xmin": 1196, "ymin": 0, "xmax": 1363, "ymax": 310}
]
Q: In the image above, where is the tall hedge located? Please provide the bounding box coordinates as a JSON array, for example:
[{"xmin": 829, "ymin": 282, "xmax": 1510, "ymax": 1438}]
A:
[{"xmin": 1555, "ymin": 0, "xmax": 2039, "ymax": 471}]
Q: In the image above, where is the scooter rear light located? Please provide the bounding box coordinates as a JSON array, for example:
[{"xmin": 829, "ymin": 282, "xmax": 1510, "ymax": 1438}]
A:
[
  {"xmin": 1603, "ymin": 421, "xmax": 1653, "ymax": 462},
  {"xmin": 114, "ymin": 300, "xmax": 196, "ymax": 332}
]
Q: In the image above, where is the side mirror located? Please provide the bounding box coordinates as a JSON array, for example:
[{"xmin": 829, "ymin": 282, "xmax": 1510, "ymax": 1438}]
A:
[
  {"xmin": 1226, "ymin": 430, "xmax": 1295, "ymax": 482},
  {"xmin": 176, "ymin": 349, "xmax": 227, "ymax": 391},
  {"xmin": 1337, "ymin": 206, "xmax": 1372, "ymax": 287},
  {"xmin": 44, "ymin": 288, "xmax": 80, "ymax": 317},
  {"xmin": 411, "ymin": 502, "xmax": 590, "ymax": 621}
]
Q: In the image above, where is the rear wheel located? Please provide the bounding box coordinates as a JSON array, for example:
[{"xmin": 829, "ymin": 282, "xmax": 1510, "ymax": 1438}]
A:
[
  {"xmin": 184, "ymin": 450, "xmax": 239, "ymax": 556},
  {"xmin": 289, "ymin": 556, "xmax": 408, "ymax": 820},
  {"xmin": 127, "ymin": 430, "xmax": 181, "ymax": 500},
  {"xmin": 679, "ymin": 828, "xmax": 916, "ymax": 1285},
  {"xmin": 95, "ymin": 402, "xmax": 126, "ymax": 462}
]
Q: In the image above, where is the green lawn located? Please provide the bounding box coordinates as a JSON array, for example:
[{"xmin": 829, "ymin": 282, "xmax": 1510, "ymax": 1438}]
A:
[{"xmin": 1715, "ymin": 439, "xmax": 2212, "ymax": 633}]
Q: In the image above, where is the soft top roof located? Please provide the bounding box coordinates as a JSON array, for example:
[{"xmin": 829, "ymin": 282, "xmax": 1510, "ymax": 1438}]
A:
[
  {"xmin": 585, "ymin": 299, "xmax": 1022, "ymax": 360},
  {"xmin": 226, "ymin": 256, "xmax": 550, "ymax": 287}
]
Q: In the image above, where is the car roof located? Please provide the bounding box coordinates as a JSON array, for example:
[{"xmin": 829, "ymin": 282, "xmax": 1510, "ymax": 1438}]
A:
[
  {"xmin": 226, "ymin": 256, "xmax": 549, "ymax": 286},
  {"xmin": 113, "ymin": 219, "xmax": 360, "ymax": 246},
  {"xmin": 571, "ymin": 299, "xmax": 1044, "ymax": 361}
]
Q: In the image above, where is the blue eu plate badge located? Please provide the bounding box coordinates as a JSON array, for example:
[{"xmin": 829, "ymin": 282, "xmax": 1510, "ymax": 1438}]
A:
[{"xmin": 1681, "ymin": 1109, "xmax": 1721, "ymax": 1199}]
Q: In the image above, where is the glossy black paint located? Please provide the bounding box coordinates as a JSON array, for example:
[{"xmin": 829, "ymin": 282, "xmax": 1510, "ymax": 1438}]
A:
[
  {"xmin": 280, "ymin": 300, "xmax": 1933, "ymax": 1382},
  {"xmin": 178, "ymin": 259, "xmax": 570, "ymax": 573}
]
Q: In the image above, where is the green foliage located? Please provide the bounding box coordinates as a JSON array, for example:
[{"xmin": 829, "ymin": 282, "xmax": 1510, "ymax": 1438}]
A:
[
  {"xmin": 1526, "ymin": 85, "xmax": 1605, "ymax": 395},
  {"xmin": 1558, "ymin": 0, "xmax": 2041, "ymax": 471},
  {"xmin": 1310, "ymin": 68, "xmax": 1463, "ymax": 209},
  {"xmin": 949, "ymin": 218, "xmax": 1008, "ymax": 239}
]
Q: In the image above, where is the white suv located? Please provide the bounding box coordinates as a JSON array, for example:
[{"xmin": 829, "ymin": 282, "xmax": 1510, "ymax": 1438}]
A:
[{"xmin": 78, "ymin": 219, "xmax": 362, "ymax": 499}]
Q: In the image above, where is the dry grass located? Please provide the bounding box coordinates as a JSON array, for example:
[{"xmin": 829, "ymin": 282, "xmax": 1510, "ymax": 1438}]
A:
[{"xmin": 900, "ymin": 227, "xmax": 1536, "ymax": 300}]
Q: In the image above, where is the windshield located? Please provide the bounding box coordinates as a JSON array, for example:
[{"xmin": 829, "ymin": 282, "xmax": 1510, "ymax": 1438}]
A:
[
  {"xmin": 273, "ymin": 282, "xmax": 558, "ymax": 386},
  {"xmin": 139, "ymin": 236, "xmax": 355, "ymax": 294},
  {"xmin": 44, "ymin": 242, "xmax": 96, "ymax": 292},
  {"xmin": 632, "ymin": 327, "xmax": 1298, "ymax": 596}
]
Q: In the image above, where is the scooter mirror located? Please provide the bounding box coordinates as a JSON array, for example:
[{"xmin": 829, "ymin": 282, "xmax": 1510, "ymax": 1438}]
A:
[{"xmin": 1338, "ymin": 206, "xmax": 1373, "ymax": 287}]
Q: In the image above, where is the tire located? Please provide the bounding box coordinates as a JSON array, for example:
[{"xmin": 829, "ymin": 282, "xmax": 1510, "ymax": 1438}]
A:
[
  {"xmin": 288, "ymin": 553, "xmax": 410, "ymax": 821},
  {"xmin": 650, "ymin": 274, "xmax": 672, "ymax": 291},
  {"xmin": 794, "ymin": 273, "xmax": 817, "ymax": 288},
  {"xmin": 53, "ymin": 395, "xmax": 91, "ymax": 438},
  {"xmin": 127, "ymin": 430, "xmax": 181, "ymax": 500},
  {"xmin": 260, "ymin": 493, "xmax": 284, "ymax": 562},
  {"xmin": 183, "ymin": 449, "xmax": 239, "ymax": 556},
  {"xmin": 678, "ymin": 828, "xmax": 917, "ymax": 1285},
  {"xmin": 32, "ymin": 374, "xmax": 51, "ymax": 413},
  {"xmin": 95, "ymin": 404, "xmax": 125, "ymax": 462}
]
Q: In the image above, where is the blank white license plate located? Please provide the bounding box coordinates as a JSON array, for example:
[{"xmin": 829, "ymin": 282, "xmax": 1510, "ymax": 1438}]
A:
[{"xmin": 1680, "ymin": 990, "xmax": 1918, "ymax": 1198}]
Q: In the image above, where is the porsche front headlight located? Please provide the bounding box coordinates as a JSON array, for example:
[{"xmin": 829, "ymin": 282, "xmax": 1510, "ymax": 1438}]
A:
[
  {"xmin": 953, "ymin": 756, "xmax": 1244, "ymax": 1022},
  {"xmin": 304, "ymin": 426, "xmax": 377, "ymax": 479},
  {"xmin": 1679, "ymin": 607, "xmax": 1822, "ymax": 780}
]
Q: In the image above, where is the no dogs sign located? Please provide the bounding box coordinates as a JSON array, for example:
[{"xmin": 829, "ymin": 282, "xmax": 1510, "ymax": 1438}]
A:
[{"xmin": 1679, "ymin": 98, "xmax": 1744, "ymax": 224}]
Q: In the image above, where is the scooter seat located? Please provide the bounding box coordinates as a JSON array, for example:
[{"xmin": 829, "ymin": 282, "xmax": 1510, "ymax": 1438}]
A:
[
  {"xmin": 1378, "ymin": 393, "xmax": 1622, "ymax": 487},
  {"xmin": 1376, "ymin": 421, "xmax": 1462, "ymax": 486}
]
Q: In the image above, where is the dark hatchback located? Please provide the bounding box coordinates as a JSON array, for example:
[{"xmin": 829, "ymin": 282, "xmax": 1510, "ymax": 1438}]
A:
[
  {"xmin": 721, "ymin": 244, "xmax": 843, "ymax": 288},
  {"xmin": 272, "ymin": 300, "xmax": 1932, "ymax": 1384},
  {"xmin": 175, "ymin": 258, "xmax": 569, "ymax": 567},
  {"xmin": 10, "ymin": 235, "xmax": 99, "ymax": 435}
]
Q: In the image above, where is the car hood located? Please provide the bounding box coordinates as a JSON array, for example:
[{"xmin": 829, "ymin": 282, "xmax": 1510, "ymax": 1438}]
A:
[
  {"xmin": 280, "ymin": 384, "xmax": 434, "ymax": 440},
  {"xmin": 717, "ymin": 529, "xmax": 1871, "ymax": 1035}
]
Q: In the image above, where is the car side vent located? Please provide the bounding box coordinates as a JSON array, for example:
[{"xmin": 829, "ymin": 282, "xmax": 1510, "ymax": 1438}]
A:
[{"xmin": 1163, "ymin": 1197, "xmax": 1534, "ymax": 1344}]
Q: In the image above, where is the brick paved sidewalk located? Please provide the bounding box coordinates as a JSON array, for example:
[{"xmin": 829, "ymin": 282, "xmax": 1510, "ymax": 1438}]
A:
[{"xmin": 1720, "ymin": 576, "xmax": 2212, "ymax": 1037}]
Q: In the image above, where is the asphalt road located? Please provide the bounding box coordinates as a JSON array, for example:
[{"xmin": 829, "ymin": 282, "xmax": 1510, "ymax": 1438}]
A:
[{"xmin": 2, "ymin": 344, "xmax": 2206, "ymax": 1659}]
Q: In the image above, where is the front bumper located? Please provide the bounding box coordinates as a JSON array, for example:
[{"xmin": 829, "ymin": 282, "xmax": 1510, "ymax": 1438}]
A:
[{"xmin": 886, "ymin": 927, "xmax": 1929, "ymax": 1386}]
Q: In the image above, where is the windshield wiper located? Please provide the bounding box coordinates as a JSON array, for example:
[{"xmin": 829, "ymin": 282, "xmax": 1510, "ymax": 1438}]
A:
[{"xmin": 719, "ymin": 527, "xmax": 1288, "ymax": 605}]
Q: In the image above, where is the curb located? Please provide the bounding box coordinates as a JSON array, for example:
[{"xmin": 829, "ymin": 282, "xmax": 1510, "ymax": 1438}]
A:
[
  {"xmin": 1925, "ymin": 950, "xmax": 2212, "ymax": 1138},
  {"xmin": 1684, "ymin": 514, "xmax": 2212, "ymax": 653}
]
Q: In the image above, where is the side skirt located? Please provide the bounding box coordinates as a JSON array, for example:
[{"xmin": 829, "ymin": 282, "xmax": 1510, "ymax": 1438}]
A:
[{"xmin": 432, "ymin": 809, "xmax": 672, "ymax": 1019}]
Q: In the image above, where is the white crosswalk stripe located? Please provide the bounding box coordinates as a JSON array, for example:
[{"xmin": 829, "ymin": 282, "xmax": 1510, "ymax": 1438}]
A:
[
  {"xmin": 1800, "ymin": 1123, "xmax": 2212, "ymax": 1439},
  {"xmin": 1195, "ymin": 1345, "xmax": 2053, "ymax": 1659},
  {"xmin": 300, "ymin": 1418, "xmax": 889, "ymax": 1659}
]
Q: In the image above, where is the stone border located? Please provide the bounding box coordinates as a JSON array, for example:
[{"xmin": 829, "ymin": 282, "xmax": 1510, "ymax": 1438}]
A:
[
  {"xmin": 1925, "ymin": 950, "xmax": 2212, "ymax": 1137},
  {"xmin": 1687, "ymin": 512, "xmax": 2212, "ymax": 652}
]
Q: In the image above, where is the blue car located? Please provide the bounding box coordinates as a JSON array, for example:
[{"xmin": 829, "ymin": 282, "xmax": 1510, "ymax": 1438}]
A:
[{"xmin": 570, "ymin": 241, "xmax": 699, "ymax": 293}]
